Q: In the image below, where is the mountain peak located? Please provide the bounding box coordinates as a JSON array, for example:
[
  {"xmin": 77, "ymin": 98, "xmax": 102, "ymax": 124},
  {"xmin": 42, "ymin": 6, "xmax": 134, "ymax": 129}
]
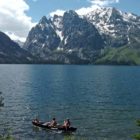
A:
[
  {"xmin": 39, "ymin": 16, "xmax": 50, "ymax": 24},
  {"xmin": 53, "ymin": 14, "xmax": 62, "ymax": 20},
  {"xmin": 87, "ymin": 7, "xmax": 120, "ymax": 16},
  {"xmin": 64, "ymin": 10, "xmax": 78, "ymax": 18},
  {"xmin": 38, "ymin": 16, "xmax": 54, "ymax": 31}
]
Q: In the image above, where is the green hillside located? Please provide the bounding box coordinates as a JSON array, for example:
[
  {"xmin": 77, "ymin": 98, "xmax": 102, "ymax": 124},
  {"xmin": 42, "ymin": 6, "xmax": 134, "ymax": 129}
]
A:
[{"xmin": 95, "ymin": 46, "xmax": 140, "ymax": 65}]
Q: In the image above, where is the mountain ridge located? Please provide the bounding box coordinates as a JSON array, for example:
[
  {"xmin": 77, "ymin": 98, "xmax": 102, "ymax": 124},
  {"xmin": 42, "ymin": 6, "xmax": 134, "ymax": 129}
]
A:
[
  {"xmin": 24, "ymin": 10, "xmax": 105, "ymax": 64},
  {"xmin": 23, "ymin": 7, "xmax": 140, "ymax": 64},
  {"xmin": 1, "ymin": 7, "xmax": 140, "ymax": 64},
  {"xmin": 0, "ymin": 31, "xmax": 37, "ymax": 63}
]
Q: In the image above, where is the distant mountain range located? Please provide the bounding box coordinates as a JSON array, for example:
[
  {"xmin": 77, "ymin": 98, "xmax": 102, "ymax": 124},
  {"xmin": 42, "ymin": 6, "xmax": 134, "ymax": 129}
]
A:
[{"xmin": 1, "ymin": 7, "xmax": 140, "ymax": 64}]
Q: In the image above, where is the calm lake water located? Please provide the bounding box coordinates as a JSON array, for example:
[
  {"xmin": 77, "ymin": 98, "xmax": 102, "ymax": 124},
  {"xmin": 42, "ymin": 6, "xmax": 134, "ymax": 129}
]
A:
[{"xmin": 0, "ymin": 65, "xmax": 140, "ymax": 140}]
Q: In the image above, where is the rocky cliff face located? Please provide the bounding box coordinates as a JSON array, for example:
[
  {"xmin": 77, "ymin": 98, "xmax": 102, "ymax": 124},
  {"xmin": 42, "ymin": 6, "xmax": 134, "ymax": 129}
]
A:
[
  {"xmin": 24, "ymin": 16, "xmax": 60, "ymax": 57},
  {"xmin": 23, "ymin": 8, "xmax": 140, "ymax": 64},
  {"xmin": 60, "ymin": 10, "xmax": 104, "ymax": 50},
  {"xmin": 24, "ymin": 10, "xmax": 104, "ymax": 63},
  {"xmin": 85, "ymin": 7, "xmax": 140, "ymax": 48}
]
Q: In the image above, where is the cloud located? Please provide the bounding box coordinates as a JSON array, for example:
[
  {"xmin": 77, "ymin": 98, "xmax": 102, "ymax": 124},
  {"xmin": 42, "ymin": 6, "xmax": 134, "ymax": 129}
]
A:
[
  {"xmin": 76, "ymin": 5, "xmax": 100, "ymax": 15},
  {"xmin": 49, "ymin": 9, "xmax": 65, "ymax": 17},
  {"xmin": 76, "ymin": 0, "xmax": 120, "ymax": 15},
  {"xmin": 5, "ymin": 32, "xmax": 26, "ymax": 42},
  {"xmin": 89, "ymin": 0, "xmax": 119, "ymax": 6},
  {"xmin": 0, "ymin": 0, "xmax": 36, "ymax": 42},
  {"xmin": 49, "ymin": 0, "xmax": 119, "ymax": 17}
]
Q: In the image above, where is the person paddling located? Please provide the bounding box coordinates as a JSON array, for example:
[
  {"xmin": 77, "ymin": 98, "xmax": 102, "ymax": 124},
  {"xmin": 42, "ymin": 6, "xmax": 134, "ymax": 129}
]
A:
[
  {"xmin": 63, "ymin": 118, "xmax": 71, "ymax": 130},
  {"xmin": 44, "ymin": 118, "xmax": 57, "ymax": 127},
  {"xmin": 49, "ymin": 118, "xmax": 57, "ymax": 127},
  {"xmin": 34, "ymin": 118, "xmax": 40, "ymax": 123}
]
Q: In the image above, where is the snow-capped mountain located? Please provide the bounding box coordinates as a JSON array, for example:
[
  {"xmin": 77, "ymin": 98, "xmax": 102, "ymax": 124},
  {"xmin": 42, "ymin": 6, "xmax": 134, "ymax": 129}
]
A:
[
  {"xmin": 86, "ymin": 7, "xmax": 139, "ymax": 35},
  {"xmin": 23, "ymin": 7, "xmax": 140, "ymax": 64},
  {"xmin": 85, "ymin": 7, "xmax": 140, "ymax": 47},
  {"xmin": 24, "ymin": 10, "xmax": 104, "ymax": 63},
  {"xmin": 24, "ymin": 16, "xmax": 60, "ymax": 57}
]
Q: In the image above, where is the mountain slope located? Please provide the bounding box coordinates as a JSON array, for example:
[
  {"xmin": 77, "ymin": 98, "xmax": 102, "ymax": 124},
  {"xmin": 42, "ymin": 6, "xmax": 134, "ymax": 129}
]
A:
[
  {"xmin": 0, "ymin": 31, "xmax": 36, "ymax": 63},
  {"xmin": 24, "ymin": 16, "xmax": 60, "ymax": 56},
  {"xmin": 23, "ymin": 7, "xmax": 140, "ymax": 65},
  {"xmin": 95, "ymin": 47, "xmax": 140, "ymax": 65},
  {"xmin": 85, "ymin": 7, "xmax": 140, "ymax": 48},
  {"xmin": 24, "ymin": 10, "xmax": 104, "ymax": 64},
  {"xmin": 60, "ymin": 10, "xmax": 104, "ymax": 50}
]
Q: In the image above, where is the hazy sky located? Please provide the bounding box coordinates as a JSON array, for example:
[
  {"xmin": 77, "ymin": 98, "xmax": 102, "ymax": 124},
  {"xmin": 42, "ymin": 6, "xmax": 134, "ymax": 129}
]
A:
[{"xmin": 0, "ymin": 0, "xmax": 140, "ymax": 41}]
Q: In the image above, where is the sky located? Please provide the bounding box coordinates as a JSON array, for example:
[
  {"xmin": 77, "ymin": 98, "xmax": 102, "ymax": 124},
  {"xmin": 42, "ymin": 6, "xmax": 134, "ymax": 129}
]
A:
[{"xmin": 0, "ymin": 0, "xmax": 140, "ymax": 42}]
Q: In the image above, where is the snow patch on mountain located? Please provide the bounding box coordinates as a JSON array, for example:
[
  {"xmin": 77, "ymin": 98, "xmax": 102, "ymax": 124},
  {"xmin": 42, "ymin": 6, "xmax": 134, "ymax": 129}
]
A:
[
  {"xmin": 52, "ymin": 15, "xmax": 63, "ymax": 41},
  {"xmin": 85, "ymin": 7, "xmax": 140, "ymax": 39}
]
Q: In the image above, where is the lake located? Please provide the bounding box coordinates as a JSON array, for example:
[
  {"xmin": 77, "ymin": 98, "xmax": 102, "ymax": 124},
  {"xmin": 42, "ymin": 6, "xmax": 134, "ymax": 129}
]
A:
[{"xmin": 0, "ymin": 65, "xmax": 140, "ymax": 140}]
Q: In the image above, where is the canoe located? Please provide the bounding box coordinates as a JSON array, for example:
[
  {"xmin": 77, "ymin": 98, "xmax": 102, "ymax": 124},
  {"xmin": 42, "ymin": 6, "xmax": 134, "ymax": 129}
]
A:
[{"xmin": 32, "ymin": 120, "xmax": 77, "ymax": 132}]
